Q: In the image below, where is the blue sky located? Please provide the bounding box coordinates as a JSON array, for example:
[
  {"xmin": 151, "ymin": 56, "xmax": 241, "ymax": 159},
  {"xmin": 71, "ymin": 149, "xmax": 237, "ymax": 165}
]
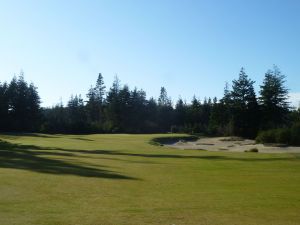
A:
[{"xmin": 0, "ymin": 0, "xmax": 300, "ymax": 107}]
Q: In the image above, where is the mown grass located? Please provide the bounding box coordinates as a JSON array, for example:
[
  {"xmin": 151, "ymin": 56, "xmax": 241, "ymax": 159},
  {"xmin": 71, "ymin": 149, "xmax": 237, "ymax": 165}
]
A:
[{"xmin": 0, "ymin": 133, "xmax": 299, "ymax": 225}]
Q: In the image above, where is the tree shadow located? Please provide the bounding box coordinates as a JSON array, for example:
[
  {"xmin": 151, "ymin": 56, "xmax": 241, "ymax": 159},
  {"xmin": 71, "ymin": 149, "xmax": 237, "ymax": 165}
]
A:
[
  {"xmin": 1, "ymin": 138, "xmax": 298, "ymax": 180},
  {"xmin": 58, "ymin": 148, "xmax": 299, "ymax": 162},
  {"xmin": 70, "ymin": 137, "xmax": 94, "ymax": 141},
  {"xmin": 0, "ymin": 133, "xmax": 60, "ymax": 139},
  {"xmin": 0, "ymin": 140, "xmax": 135, "ymax": 179}
]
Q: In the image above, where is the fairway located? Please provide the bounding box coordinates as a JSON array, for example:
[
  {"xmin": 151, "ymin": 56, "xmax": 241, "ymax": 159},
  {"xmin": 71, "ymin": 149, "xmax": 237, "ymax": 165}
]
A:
[{"xmin": 0, "ymin": 134, "xmax": 300, "ymax": 225}]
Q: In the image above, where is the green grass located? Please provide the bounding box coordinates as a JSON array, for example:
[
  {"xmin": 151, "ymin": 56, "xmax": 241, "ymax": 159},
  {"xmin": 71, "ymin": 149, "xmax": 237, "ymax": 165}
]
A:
[{"xmin": 0, "ymin": 133, "xmax": 299, "ymax": 225}]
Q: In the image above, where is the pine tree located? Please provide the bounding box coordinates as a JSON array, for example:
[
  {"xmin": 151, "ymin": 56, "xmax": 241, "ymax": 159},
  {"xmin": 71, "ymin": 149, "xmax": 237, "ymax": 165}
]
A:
[
  {"xmin": 259, "ymin": 65, "xmax": 289, "ymax": 129},
  {"xmin": 0, "ymin": 82, "xmax": 9, "ymax": 131},
  {"xmin": 105, "ymin": 76, "xmax": 122, "ymax": 132},
  {"xmin": 86, "ymin": 85, "xmax": 99, "ymax": 122},
  {"xmin": 220, "ymin": 82, "xmax": 231, "ymax": 105},
  {"xmin": 86, "ymin": 73, "xmax": 106, "ymax": 130},
  {"xmin": 128, "ymin": 88, "xmax": 147, "ymax": 132},
  {"xmin": 158, "ymin": 87, "xmax": 171, "ymax": 107},
  {"xmin": 157, "ymin": 87, "xmax": 173, "ymax": 132},
  {"xmin": 231, "ymin": 68, "xmax": 259, "ymax": 137},
  {"xmin": 95, "ymin": 73, "xmax": 106, "ymax": 105},
  {"xmin": 175, "ymin": 98, "xmax": 187, "ymax": 128},
  {"xmin": 67, "ymin": 94, "xmax": 87, "ymax": 133},
  {"xmin": 27, "ymin": 83, "xmax": 41, "ymax": 131}
]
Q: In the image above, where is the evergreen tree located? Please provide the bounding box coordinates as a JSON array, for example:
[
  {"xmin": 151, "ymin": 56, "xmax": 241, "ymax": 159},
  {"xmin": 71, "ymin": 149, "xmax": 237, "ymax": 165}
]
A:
[
  {"xmin": 208, "ymin": 98, "xmax": 225, "ymax": 135},
  {"xmin": 201, "ymin": 97, "xmax": 212, "ymax": 131},
  {"xmin": 221, "ymin": 82, "xmax": 231, "ymax": 105},
  {"xmin": 67, "ymin": 94, "xmax": 87, "ymax": 133},
  {"xmin": 118, "ymin": 85, "xmax": 131, "ymax": 131},
  {"xmin": 259, "ymin": 66, "xmax": 289, "ymax": 129},
  {"xmin": 86, "ymin": 85, "xmax": 98, "ymax": 122},
  {"xmin": 144, "ymin": 97, "xmax": 159, "ymax": 133},
  {"xmin": 94, "ymin": 73, "xmax": 106, "ymax": 104},
  {"xmin": 6, "ymin": 73, "xmax": 41, "ymax": 131},
  {"xmin": 42, "ymin": 102, "xmax": 68, "ymax": 133},
  {"xmin": 175, "ymin": 97, "xmax": 187, "ymax": 128},
  {"xmin": 157, "ymin": 87, "xmax": 173, "ymax": 132},
  {"xmin": 128, "ymin": 88, "xmax": 147, "ymax": 132},
  {"xmin": 105, "ymin": 76, "xmax": 122, "ymax": 132},
  {"xmin": 0, "ymin": 82, "xmax": 9, "ymax": 131},
  {"xmin": 218, "ymin": 82, "xmax": 233, "ymax": 135},
  {"xmin": 231, "ymin": 68, "xmax": 259, "ymax": 137},
  {"xmin": 158, "ymin": 87, "xmax": 171, "ymax": 107},
  {"xmin": 26, "ymin": 83, "xmax": 41, "ymax": 131},
  {"xmin": 186, "ymin": 96, "xmax": 202, "ymax": 133},
  {"xmin": 86, "ymin": 73, "xmax": 106, "ymax": 127}
]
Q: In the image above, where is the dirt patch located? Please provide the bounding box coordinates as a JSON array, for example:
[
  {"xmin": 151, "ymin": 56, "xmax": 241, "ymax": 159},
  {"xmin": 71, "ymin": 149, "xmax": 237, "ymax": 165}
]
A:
[{"xmin": 165, "ymin": 137, "xmax": 300, "ymax": 154}]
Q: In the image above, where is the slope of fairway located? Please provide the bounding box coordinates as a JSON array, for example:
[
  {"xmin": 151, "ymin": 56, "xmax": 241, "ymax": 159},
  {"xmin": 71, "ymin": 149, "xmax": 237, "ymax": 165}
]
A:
[{"xmin": 0, "ymin": 133, "xmax": 299, "ymax": 225}]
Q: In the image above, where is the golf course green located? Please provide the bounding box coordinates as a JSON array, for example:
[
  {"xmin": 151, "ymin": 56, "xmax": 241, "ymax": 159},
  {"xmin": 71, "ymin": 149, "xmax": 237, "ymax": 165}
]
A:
[{"xmin": 0, "ymin": 133, "xmax": 299, "ymax": 225}]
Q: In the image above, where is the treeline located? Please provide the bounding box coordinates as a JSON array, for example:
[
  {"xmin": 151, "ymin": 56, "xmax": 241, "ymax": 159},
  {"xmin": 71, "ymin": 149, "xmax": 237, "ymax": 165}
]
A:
[
  {"xmin": 0, "ymin": 72, "xmax": 41, "ymax": 132},
  {"xmin": 0, "ymin": 66, "xmax": 299, "ymax": 143}
]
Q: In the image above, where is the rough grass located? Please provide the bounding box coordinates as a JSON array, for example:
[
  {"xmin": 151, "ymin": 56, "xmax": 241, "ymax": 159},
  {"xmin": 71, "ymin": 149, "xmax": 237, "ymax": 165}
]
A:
[{"xmin": 0, "ymin": 133, "xmax": 300, "ymax": 225}]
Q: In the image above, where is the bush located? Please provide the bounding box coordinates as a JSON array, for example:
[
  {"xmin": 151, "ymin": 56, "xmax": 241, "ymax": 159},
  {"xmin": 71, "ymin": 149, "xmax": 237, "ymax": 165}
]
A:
[
  {"xmin": 171, "ymin": 125, "xmax": 179, "ymax": 133},
  {"xmin": 275, "ymin": 128, "xmax": 291, "ymax": 144},
  {"xmin": 245, "ymin": 148, "xmax": 259, "ymax": 153},
  {"xmin": 290, "ymin": 123, "xmax": 300, "ymax": 145},
  {"xmin": 256, "ymin": 130, "xmax": 277, "ymax": 143},
  {"xmin": 256, "ymin": 124, "xmax": 300, "ymax": 146}
]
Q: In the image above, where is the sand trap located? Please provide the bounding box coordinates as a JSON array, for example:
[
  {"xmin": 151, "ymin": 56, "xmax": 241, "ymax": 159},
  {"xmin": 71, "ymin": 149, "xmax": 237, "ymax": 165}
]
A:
[{"xmin": 165, "ymin": 137, "xmax": 300, "ymax": 153}]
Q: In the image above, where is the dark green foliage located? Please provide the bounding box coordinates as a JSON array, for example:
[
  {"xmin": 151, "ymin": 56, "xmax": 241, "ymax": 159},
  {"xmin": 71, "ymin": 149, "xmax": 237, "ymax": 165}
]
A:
[
  {"xmin": 37, "ymin": 68, "xmax": 300, "ymax": 138},
  {"xmin": 209, "ymin": 83, "xmax": 232, "ymax": 136},
  {"xmin": 172, "ymin": 98, "xmax": 188, "ymax": 132},
  {"xmin": 256, "ymin": 123, "xmax": 300, "ymax": 146},
  {"xmin": 230, "ymin": 68, "xmax": 259, "ymax": 138},
  {"xmin": 1, "ymin": 67, "xmax": 298, "ymax": 140},
  {"xmin": 0, "ymin": 73, "xmax": 41, "ymax": 132},
  {"xmin": 208, "ymin": 100, "xmax": 229, "ymax": 135},
  {"xmin": 0, "ymin": 82, "xmax": 9, "ymax": 130},
  {"xmin": 259, "ymin": 66, "xmax": 290, "ymax": 129},
  {"xmin": 41, "ymin": 103, "xmax": 69, "ymax": 133},
  {"xmin": 256, "ymin": 130, "xmax": 278, "ymax": 143},
  {"xmin": 104, "ymin": 76, "xmax": 122, "ymax": 132},
  {"xmin": 158, "ymin": 87, "xmax": 171, "ymax": 107},
  {"xmin": 86, "ymin": 73, "xmax": 106, "ymax": 130},
  {"xmin": 245, "ymin": 148, "xmax": 259, "ymax": 153},
  {"xmin": 67, "ymin": 95, "xmax": 87, "ymax": 133},
  {"xmin": 290, "ymin": 123, "xmax": 300, "ymax": 145},
  {"xmin": 157, "ymin": 87, "xmax": 174, "ymax": 132}
]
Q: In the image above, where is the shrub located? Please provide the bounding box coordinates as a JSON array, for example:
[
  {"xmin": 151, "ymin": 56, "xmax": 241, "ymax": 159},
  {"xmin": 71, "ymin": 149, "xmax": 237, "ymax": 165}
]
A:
[
  {"xmin": 171, "ymin": 125, "xmax": 179, "ymax": 133},
  {"xmin": 290, "ymin": 123, "xmax": 300, "ymax": 145},
  {"xmin": 256, "ymin": 123, "xmax": 300, "ymax": 146},
  {"xmin": 220, "ymin": 136, "xmax": 244, "ymax": 142},
  {"xmin": 245, "ymin": 148, "xmax": 259, "ymax": 153},
  {"xmin": 256, "ymin": 130, "xmax": 277, "ymax": 143},
  {"xmin": 275, "ymin": 128, "xmax": 291, "ymax": 144}
]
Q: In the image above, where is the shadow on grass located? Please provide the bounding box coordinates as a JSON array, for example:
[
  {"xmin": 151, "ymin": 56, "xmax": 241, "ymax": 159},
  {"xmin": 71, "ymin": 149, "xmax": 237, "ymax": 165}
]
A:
[
  {"xmin": 14, "ymin": 143, "xmax": 297, "ymax": 162},
  {"xmin": 1, "ymin": 138, "xmax": 298, "ymax": 179},
  {"xmin": 65, "ymin": 149, "xmax": 299, "ymax": 162},
  {"xmin": 0, "ymin": 140, "xmax": 135, "ymax": 180},
  {"xmin": 70, "ymin": 137, "xmax": 94, "ymax": 141},
  {"xmin": 0, "ymin": 133, "xmax": 61, "ymax": 139}
]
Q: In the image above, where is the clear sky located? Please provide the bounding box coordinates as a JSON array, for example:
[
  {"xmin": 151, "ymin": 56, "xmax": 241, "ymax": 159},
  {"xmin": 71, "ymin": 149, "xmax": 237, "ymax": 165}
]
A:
[{"xmin": 0, "ymin": 0, "xmax": 300, "ymax": 107}]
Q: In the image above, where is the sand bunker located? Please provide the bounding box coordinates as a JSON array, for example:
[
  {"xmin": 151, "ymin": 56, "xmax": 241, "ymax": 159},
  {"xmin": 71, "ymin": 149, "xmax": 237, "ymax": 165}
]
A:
[{"xmin": 165, "ymin": 137, "xmax": 300, "ymax": 153}]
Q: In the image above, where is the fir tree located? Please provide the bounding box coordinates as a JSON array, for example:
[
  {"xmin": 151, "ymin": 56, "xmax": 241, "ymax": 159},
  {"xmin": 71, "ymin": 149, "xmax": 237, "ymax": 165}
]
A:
[{"xmin": 259, "ymin": 65, "xmax": 289, "ymax": 129}]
